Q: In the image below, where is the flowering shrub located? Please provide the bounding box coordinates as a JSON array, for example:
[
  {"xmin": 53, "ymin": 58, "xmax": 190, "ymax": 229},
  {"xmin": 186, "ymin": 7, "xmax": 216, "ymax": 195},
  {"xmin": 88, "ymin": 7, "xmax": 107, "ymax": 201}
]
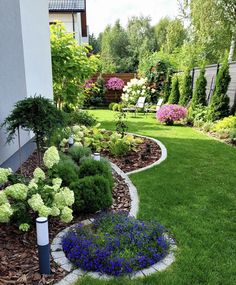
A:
[
  {"xmin": 0, "ymin": 147, "xmax": 74, "ymax": 231},
  {"xmin": 106, "ymin": 77, "xmax": 125, "ymax": 90},
  {"xmin": 43, "ymin": 146, "xmax": 60, "ymax": 169},
  {"xmin": 0, "ymin": 168, "xmax": 12, "ymax": 185},
  {"xmin": 157, "ymin": 104, "xmax": 187, "ymax": 125},
  {"xmin": 62, "ymin": 212, "xmax": 170, "ymax": 276},
  {"xmin": 121, "ymin": 77, "xmax": 150, "ymax": 105}
]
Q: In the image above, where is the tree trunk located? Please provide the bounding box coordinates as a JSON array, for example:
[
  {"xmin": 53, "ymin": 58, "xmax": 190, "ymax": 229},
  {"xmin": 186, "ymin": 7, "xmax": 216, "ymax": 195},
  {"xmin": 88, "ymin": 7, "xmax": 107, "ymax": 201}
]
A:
[
  {"xmin": 17, "ymin": 127, "xmax": 23, "ymax": 175},
  {"xmin": 228, "ymin": 30, "xmax": 235, "ymax": 62}
]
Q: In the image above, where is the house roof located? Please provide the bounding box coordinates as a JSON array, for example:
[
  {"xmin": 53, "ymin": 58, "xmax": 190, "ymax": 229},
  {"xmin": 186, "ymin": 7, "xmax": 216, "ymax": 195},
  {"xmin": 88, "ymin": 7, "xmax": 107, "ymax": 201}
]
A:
[{"xmin": 49, "ymin": 0, "xmax": 85, "ymax": 12}]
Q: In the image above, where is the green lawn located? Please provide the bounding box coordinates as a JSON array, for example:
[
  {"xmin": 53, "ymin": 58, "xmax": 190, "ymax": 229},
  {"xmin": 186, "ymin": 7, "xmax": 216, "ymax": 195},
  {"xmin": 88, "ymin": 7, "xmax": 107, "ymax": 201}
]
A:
[{"xmin": 74, "ymin": 110, "xmax": 236, "ymax": 285}]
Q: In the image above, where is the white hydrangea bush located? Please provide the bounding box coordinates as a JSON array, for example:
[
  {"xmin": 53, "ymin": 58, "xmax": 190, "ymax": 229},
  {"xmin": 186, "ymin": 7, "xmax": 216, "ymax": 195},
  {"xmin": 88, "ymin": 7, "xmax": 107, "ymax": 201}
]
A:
[
  {"xmin": 121, "ymin": 77, "xmax": 150, "ymax": 105},
  {"xmin": 0, "ymin": 146, "xmax": 75, "ymax": 231}
]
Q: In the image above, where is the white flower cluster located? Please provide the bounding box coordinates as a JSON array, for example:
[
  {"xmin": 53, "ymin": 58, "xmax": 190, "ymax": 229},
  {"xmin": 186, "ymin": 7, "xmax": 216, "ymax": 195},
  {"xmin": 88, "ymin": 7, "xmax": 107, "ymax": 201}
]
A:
[
  {"xmin": 121, "ymin": 77, "xmax": 149, "ymax": 105},
  {"xmin": 43, "ymin": 146, "xmax": 60, "ymax": 169},
  {"xmin": 0, "ymin": 168, "xmax": 12, "ymax": 185}
]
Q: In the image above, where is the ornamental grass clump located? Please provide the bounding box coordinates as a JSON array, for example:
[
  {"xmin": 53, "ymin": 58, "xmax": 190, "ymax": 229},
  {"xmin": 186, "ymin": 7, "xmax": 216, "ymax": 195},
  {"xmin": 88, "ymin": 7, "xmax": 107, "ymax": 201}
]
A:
[
  {"xmin": 157, "ymin": 104, "xmax": 187, "ymax": 125},
  {"xmin": 106, "ymin": 77, "xmax": 125, "ymax": 90},
  {"xmin": 62, "ymin": 212, "xmax": 170, "ymax": 276}
]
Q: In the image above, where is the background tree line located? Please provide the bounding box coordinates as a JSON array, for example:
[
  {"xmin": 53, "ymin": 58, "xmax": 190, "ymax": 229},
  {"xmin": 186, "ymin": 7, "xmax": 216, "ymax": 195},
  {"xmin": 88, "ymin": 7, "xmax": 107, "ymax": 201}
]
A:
[{"xmin": 89, "ymin": 0, "xmax": 236, "ymax": 73}]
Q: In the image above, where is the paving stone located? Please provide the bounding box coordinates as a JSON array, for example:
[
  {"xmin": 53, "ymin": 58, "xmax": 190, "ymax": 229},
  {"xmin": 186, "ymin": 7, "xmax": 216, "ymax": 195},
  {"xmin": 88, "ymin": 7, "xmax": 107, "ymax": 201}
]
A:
[
  {"xmin": 52, "ymin": 251, "xmax": 65, "ymax": 259},
  {"xmin": 54, "ymin": 256, "xmax": 69, "ymax": 266},
  {"xmin": 81, "ymin": 219, "xmax": 91, "ymax": 226},
  {"xmin": 141, "ymin": 266, "xmax": 158, "ymax": 276},
  {"xmin": 52, "ymin": 237, "xmax": 61, "ymax": 246},
  {"xmin": 162, "ymin": 252, "xmax": 175, "ymax": 266},
  {"xmin": 130, "ymin": 271, "xmax": 145, "ymax": 279},
  {"xmin": 51, "ymin": 244, "xmax": 62, "ymax": 251},
  {"xmin": 86, "ymin": 272, "xmax": 102, "ymax": 279},
  {"xmin": 98, "ymin": 274, "xmax": 113, "ymax": 280},
  {"xmin": 152, "ymin": 261, "xmax": 168, "ymax": 272},
  {"xmin": 64, "ymin": 273, "xmax": 79, "ymax": 283},
  {"xmin": 73, "ymin": 269, "xmax": 86, "ymax": 276},
  {"xmin": 61, "ymin": 262, "xmax": 73, "ymax": 272},
  {"xmin": 54, "ymin": 279, "xmax": 70, "ymax": 285}
]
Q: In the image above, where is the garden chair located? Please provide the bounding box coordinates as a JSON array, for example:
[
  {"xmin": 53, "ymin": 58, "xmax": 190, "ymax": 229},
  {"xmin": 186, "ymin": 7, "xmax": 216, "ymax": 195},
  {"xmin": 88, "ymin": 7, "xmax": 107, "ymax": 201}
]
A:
[
  {"xmin": 122, "ymin": 96, "xmax": 146, "ymax": 116},
  {"xmin": 145, "ymin": 98, "xmax": 164, "ymax": 115}
]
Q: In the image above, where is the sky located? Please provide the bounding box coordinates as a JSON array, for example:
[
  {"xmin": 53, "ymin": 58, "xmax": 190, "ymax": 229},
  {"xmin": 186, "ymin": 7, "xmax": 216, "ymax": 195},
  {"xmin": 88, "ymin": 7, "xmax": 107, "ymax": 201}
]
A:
[{"xmin": 86, "ymin": 0, "xmax": 180, "ymax": 36}]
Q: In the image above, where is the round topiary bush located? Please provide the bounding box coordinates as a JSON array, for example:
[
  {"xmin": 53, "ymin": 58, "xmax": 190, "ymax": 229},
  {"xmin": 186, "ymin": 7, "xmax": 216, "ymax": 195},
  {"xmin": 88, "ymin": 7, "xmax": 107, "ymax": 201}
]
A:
[
  {"xmin": 157, "ymin": 104, "xmax": 187, "ymax": 125},
  {"xmin": 62, "ymin": 212, "xmax": 170, "ymax": 276},
  {"xmin": 70, "ymin": 175, "xmax": 112, "ymax": 213}
]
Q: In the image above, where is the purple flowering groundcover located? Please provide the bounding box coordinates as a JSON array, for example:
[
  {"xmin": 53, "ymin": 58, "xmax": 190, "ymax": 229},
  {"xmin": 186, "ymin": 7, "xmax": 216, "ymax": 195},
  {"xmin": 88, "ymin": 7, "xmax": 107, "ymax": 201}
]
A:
[{"xmin": 62, "ymin": 212, "xmax": 171, "ymax": 276}]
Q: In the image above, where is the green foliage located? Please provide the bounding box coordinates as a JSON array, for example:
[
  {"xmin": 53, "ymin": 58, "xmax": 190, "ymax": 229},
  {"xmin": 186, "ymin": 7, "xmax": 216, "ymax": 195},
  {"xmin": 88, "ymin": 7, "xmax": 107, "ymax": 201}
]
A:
[
  {"xmin": 84, "ymin": 75, "xmax": 106, "ymax": 107},
  {"xmin": 108, "ymin": 133, "xmax": 142, "ymax": 157},
  {"xmin": 78, "ymin": 158, "xmax": 113, "ymax": 189},
  {"xmin": 154, "ymin": 17, "xmax": 171, "ymax": 51},
  {"xmin": 209, "ymin": 62, "xmax": 231, "ymax": 121},
  {"xmin": 66, "ymin": 110, "xmax": 97, "ymax": 127},
  {"xmin": 179, "ymin": 69, "xmax": 193, "ymax": 106},
  {"xmin": 163, "ymin": 69, "xmax": 173, "ymax": 103},
  {"xmin": 2, "ymin": 96, "xmax": 65, "ymax": 162},
  {"xmin": 188, "ymin": 105, "xmax": 209, "ymax": 126},
  {"xmin": 71, "ymin": 175, "xmax": 112, "ymax": 213},
  {"xmin": 168, "ymin": 76, "xmax": 180, "ymax": 104},
  {"xmin": 109, "ymin": 103, "xmax": 116, "ymax": 110},
  {"xmin": 162, "ymin": 18, "xmax": 187, "ymax": 54},
  {"xmin": 67, "ymin": 146, "xmax": 91, "ymax": 164},
  {"xmin": 89, "ymin": 33, "xmax": 101, "ymax": 54},
  {"xmin": 212, "ymin": 116, "xmax": 236, "ymax": 132},
  {"xmin": 191, "ymin": 68, "xmax": 207, "ymax": 109},
  {"xmin": 50, "ymin": 22, "xmax": 100, "ymax": 108},
  {"xmin": 115, "ymin": 111, "xmax": 128, "ymax": 137},
  {"xmin": 100, "ymin": 21, "xmax": 131, "ymax": 73},
  {"xmin": 52, "ymin": 153, "xmax": 79, "ymax": 187}
]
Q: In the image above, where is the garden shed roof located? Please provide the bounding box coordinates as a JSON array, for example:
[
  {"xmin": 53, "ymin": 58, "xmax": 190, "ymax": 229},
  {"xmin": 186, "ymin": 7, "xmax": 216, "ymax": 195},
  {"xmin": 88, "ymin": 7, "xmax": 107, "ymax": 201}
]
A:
[{"xmin": 49, "ymin": 0, "xmax": 85, "ymax": 12}]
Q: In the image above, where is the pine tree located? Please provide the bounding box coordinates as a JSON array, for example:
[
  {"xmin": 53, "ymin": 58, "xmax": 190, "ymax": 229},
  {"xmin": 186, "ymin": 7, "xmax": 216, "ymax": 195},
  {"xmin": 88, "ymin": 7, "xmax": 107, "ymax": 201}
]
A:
[
  {"xmin": 209, "ymin": 61, "xmax": 231, "ymax": 121},
  {"xmin": 191, "ymin": 67, "xmax": 207, "ymax": 109},
  {"xmin": 168, "ymin": 76, "xmax": 180, "ymax": 104},
  {"xmin": 179, "ymin": 69, "xmax": 193, "ymax": 106}
]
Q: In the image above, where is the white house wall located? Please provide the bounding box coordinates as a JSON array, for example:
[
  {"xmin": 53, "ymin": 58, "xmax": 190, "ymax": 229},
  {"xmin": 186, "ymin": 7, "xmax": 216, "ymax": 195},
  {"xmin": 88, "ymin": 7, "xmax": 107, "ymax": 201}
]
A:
[
  {"xmin": 49, "ymin": 13, "xmax": 83, "ymax": 45},
  {"xmin": 0, "ymin": 0, "xmax": 53, "ymax": 168}
]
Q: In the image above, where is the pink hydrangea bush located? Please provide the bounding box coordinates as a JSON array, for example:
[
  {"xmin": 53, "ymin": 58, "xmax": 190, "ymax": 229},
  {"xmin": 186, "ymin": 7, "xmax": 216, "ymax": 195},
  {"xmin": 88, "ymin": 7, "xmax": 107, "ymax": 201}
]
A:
[
  {"xmin": 106, "ymin": 77, "xmax": 125, "ymax": 90},
  {"xmin": 157, "ymin": 104, "xmax": 187, "ymax": 125}
]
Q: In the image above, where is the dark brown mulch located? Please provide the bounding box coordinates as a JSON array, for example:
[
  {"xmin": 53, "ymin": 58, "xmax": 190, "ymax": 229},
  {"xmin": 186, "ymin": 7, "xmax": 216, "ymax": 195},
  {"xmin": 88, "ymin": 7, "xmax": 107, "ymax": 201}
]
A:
[
  {"xmin": 0, "ymin": 172, "xmax": 130, "ymax": 285},
  {"xmin": 0, "ymin": 136, "xmax": 161, "ymax": 284},
  {"xmin": 102, "ymin": 137, "xmax": 162, "ymax": 173}
]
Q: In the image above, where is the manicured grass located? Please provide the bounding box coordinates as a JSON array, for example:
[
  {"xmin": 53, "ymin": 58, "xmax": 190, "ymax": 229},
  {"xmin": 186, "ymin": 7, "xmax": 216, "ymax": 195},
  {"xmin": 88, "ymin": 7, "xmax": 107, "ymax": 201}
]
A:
[{"xmin": 74, "ymin": 110, "xmax": 236, "ymax": 285}]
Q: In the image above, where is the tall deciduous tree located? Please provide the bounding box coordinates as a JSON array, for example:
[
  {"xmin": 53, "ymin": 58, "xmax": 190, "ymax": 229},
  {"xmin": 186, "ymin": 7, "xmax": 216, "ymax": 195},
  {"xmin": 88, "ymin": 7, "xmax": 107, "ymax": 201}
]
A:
[
  {"xmin": 154, "ymin": 17, "xmax": 171, "ymax": 51},
  {"xmin": 100, "ymin": 21, "xmax": 131, "ymax": 72},
  {"xmin": 127, "ymin": 16, "xmax": 156, "ymax": 71},
  {"xmin": 50, "ymin": 22, "xmax": 100, "ymax": 109}
]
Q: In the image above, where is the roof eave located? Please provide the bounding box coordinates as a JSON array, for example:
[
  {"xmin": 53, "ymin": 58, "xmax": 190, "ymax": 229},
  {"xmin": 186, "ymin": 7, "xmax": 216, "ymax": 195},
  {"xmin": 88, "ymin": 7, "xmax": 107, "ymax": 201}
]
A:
[{"xmin": 49, "ymin": 9, "xmax": 85, "ymax": 13}]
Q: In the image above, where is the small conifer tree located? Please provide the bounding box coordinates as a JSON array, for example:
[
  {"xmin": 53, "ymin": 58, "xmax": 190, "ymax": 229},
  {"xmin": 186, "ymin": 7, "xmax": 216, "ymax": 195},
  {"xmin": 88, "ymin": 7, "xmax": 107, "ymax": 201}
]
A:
[
  {"xmin": 163, "ymin": 69, "xmax": 173, "ymax": 103},
  {"xmin": 191, "ymin": 67, "xmax": 207, "ymax": 109},
  {"xmin": 179, "ymin": 69, "xmax": 192, "ymax": 106},
  {"xmin": 209, "ymin": 61, "xmax": 231, "ymax": 121},
  {"xmin": 168, "ymin": 76, "xmax": 180, "ymax": 104}
]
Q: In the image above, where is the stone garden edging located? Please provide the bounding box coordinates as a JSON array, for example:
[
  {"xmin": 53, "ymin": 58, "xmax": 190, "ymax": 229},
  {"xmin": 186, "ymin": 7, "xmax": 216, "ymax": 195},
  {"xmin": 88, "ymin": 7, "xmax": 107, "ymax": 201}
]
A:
[
  {"xmin": 126, "ymin": 133, "xmax": 168, "ymax": 175},
  {"xmin": 52, "ymin": 136, "xmax": 175, "ymax": 285}
]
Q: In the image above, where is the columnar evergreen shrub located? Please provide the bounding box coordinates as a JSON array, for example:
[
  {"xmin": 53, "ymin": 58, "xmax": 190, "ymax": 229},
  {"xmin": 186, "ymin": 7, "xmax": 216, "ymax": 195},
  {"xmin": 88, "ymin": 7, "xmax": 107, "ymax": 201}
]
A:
[
  {"xmin": 209, "ymin": 62, "xmax": 231, "ymax": 121},
  {"xmin": 191, "ymin": 67, "xmax": 207, "ymax": 108},
  {"xmin": 163, "ymin": 69, "xmax": 173, "ymax": 103},
  {"xmin": 179, "ymin": 69, "xmax": 192, "ymax": 106},
  {"xmin": 168, "ymin": 76, "xmax": 180, "ymax": 104}
]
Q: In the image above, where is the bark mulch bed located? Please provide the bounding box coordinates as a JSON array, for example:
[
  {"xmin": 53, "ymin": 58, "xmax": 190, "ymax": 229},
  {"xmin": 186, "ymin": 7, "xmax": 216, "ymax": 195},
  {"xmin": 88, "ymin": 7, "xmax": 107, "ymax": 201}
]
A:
[{"xmin": 0, "ymin": 136, "xmax": 161, "ymax": 285}]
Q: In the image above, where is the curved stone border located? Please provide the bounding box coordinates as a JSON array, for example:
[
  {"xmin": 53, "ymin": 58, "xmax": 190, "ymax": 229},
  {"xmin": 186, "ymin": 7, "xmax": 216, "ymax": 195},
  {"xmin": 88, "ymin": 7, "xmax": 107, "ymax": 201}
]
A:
[
  {"xmin": 52, "ymin": 136, "xmax": 174, "ymax": 284},
  {"xmin": 126, "ymin": 133, "xmax": 167, "ymax": 175}
]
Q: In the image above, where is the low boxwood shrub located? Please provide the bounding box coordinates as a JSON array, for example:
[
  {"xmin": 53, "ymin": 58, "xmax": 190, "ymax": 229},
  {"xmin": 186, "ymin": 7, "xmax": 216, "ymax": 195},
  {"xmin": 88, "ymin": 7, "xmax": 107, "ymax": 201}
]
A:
[
  {"xmin": 66, "ymin": 110, "xmax": 97, "ymax": 127},
  {"xmin": 108, "ymin": 102, "xmax": 116, "ymax": 110},
  {"xmin": 78, "ymin": 158, "xmax": 113, "ymax": 189},
  {"xmin": 70, "ymin": 175, "xmax": 112, "ymax": 213},
  {"xmin": 62, "ymin": 212, "xmax": 170, "ymax": 276},
  {"xmin": 52, "ymin": 153, "xmax": 79, "ymax": 187},
  {"xmin": 67, "ymin": 146, "xmax": 91, "ymax": 164},
  {"xmin": 157, "ymin": 104, "xmax": 187, "ymax": 125}
]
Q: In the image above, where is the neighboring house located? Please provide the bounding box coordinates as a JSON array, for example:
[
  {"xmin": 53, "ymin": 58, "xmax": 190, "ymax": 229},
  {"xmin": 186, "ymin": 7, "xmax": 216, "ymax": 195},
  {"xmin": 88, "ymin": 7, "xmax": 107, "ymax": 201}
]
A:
[
  {"xmin": 49, "ymin": 0, "xmax": 89, "ymax": 44},
  {"xmin": 0, "ymin": 0, "xmax": 53, "ymax": 171}
]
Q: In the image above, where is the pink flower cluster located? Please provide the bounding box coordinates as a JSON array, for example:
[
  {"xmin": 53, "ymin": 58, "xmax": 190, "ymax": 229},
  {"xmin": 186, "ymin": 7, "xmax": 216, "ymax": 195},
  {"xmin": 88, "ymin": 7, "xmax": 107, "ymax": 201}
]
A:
[
  {"xmin": 157, "ymin": 104, "xmax": 187, "ymax": 124},
  {"xmin": 84, "ymin": 79, "xmax": 94, "ymax": 89},
  {"xmin": 106, "ymin": 77, "xmax": 125, "ymax": 90}
]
